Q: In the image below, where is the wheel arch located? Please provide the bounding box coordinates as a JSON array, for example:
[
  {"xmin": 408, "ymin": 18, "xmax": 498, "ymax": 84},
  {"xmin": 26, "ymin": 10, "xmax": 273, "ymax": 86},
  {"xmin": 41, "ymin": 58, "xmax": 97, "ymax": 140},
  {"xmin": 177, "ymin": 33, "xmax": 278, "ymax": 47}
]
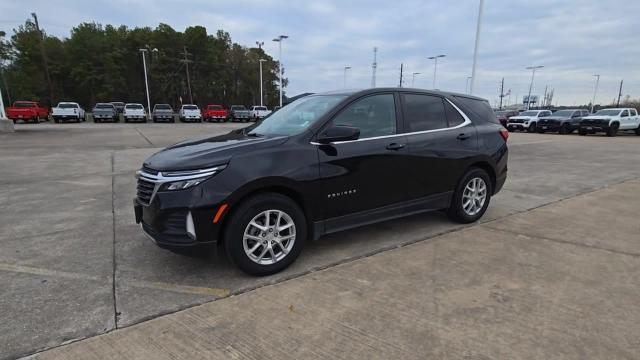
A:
[{"xmin": 467, "ymin": 161, "xmax": 497, "ymax": 194}]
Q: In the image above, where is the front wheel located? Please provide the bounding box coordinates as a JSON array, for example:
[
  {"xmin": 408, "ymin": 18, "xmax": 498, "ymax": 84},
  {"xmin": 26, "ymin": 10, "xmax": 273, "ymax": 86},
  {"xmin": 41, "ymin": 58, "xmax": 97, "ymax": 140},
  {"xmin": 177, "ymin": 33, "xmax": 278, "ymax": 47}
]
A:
[
  {"xmin": 606, "ymin": 123, "xmax": 619, "ymax": 137},
  {"xmin": 447, "ymin": 168, "xmax": 492, "ymax": 223},
  {"xmin": 527, "ymin": 123, "xmax": 537, "ymax": 133},
  {"xmin": 225, "ymin": 193, "xmax": 307, "ymax": 276}
]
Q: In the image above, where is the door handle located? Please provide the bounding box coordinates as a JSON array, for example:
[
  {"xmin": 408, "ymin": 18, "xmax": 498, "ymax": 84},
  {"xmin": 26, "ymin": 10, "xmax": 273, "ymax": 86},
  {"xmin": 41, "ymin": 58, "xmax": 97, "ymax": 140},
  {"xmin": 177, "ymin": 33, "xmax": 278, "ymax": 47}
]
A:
[
  {"xmin": 456, "ymin": 133, "xmax": 471, "ymax": 140},
  {"xmin": 386, "ymin": 143, "xmax": 405, "ymax": 151}
]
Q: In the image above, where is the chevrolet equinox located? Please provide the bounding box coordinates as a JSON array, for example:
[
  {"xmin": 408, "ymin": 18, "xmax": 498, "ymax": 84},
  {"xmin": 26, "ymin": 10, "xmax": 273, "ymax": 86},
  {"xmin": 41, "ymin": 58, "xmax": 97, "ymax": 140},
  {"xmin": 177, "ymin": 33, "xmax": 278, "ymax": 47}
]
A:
[{"xmin": 134, "ymin": 88, "xmax": 509, "ymax": 275}]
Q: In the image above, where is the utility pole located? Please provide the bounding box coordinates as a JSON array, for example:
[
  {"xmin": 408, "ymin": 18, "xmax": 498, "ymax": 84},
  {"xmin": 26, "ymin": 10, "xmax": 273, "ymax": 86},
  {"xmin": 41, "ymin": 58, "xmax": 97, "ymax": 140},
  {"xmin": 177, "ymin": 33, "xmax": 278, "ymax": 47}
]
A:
[
  {"xmin": 590, "ymin": 74, "xmax": 600, "ymax": 113},
  {"xmin": 343, "ymin": 66, "xmax": 351, "ymax": 88},
  {"xmin": 181, "ymin": 46, "xmax": 193, "ymax": 104},
  {"xmin": 139, "ymin": 48, "xmax": 151, "ymax": 119},
  {"xmin": 259, "ymin": 59, "xmax": 266, "ymax": 106},
  {"xmin": 525, "ymin": 65, "xmax": 543, "ymax": 110},
  {"xmin": 498, "ymin": 78, "xmax": 504, "ymax": 110},
  {"xmin": 465, "ymin": 76, "xmax": 472, "ymax": 94},
  {"xmin": 399, "ymin": 63, "xmax": 404, "ymax": 88},
  {"xmin": 31, "ymin": 13, "xmax": 54, "ymax": 106},
  {"xmin": 371, "ymin": 47, "xmax": 378, "ymax": 88},
  {"xmin": 616, "ymin": 79, "xmax": 623, "ymax": 107},
  {"xmin": 542, "ymin": 85, "xmax": 548, "ymax": 109},
  {"xmin": 469, "ymin": 0, "xmax": 484, "ymax": 94},
  {"xmin": 412, "ymin": 72, "xmax": 420, "ymax": 87}
]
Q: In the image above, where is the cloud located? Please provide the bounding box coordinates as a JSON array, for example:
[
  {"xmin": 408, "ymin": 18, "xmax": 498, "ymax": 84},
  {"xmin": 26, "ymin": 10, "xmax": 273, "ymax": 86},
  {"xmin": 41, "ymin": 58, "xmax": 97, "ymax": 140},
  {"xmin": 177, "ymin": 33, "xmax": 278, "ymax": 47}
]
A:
[{"xmin": 2, "ymin": 0, "xmax": 639, "ymax": 105}]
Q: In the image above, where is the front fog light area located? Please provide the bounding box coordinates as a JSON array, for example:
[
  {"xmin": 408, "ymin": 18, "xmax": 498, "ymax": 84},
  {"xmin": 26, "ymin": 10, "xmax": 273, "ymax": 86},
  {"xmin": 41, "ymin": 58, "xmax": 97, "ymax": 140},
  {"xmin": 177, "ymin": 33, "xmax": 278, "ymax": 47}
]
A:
[{"xmin": 186, "ymin": 211, "xmax": 196, "ymax": 240}]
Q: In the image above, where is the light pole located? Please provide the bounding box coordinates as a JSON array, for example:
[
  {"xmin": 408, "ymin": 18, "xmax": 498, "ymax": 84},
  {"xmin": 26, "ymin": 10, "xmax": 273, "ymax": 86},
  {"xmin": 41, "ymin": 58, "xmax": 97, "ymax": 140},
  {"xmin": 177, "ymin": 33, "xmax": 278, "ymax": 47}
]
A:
[
  {"xmin": 525, "ymin": 65, "xmax": 543, "ymax": 110},
  {"xmin": 469, "ymin": 0, "xmax": 484, "ymax": 94},
  {"xmin": 343, "ymin": 66, "xmax": 351, "ymax": 88},
  {"xmin": 428, "ymin": 54, "xmax": 446, "ymax": 89},
  {"xmin": 272, "ymin": 35, "xmax": 288, "ymax": 107},
  {"xmin": 590, "ymin": 74, "xmax": 600, "ymax": 113},
  {"xmin": 139, "ymin": 47, "xmax": 157, "ymax": 119},
  {"xmin": 259, "ymin": 59, "xmax": 267, "ymax": 106},
  {"xmin": 465, "ymin": 76, "xmax": 472, "ymax": 94},
  {"xmin": 411, "ymin": 72, "xmax": 420, "ymax": 87},
  {"xmin": 0, "ymin": 81, "xmax": 6, "ymax": 119},
  {"xmin": 256, "ymin": 41, "xmax": 264, "ymax": 50}
]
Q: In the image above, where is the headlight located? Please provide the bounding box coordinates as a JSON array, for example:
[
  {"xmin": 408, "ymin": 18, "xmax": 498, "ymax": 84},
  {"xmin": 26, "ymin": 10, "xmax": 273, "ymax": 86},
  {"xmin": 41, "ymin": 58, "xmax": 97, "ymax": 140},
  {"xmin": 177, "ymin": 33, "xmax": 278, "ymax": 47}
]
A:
[
  {"xmin": 161, "ymin": 178, "xmax": 209, "ymax": 191},
  {"xmin": 137, "ymin": 165, "xmax": 227, "ymax": 192}
]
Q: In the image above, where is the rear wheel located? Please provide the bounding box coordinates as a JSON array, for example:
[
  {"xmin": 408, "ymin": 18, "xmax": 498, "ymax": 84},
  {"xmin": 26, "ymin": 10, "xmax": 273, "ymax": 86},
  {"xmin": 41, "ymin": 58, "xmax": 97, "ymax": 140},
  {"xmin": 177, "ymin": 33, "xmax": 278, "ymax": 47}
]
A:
[
  {"xmin": 606, "ymin": 122, "xmax": 619, "ymax": 137},
  {"xmin": 225, "ymin": 193, "xmax": 307, "ymax": 276},
  {"xmin": 447, "ymin": 168, "xmax": 492, "ymax": 223}
]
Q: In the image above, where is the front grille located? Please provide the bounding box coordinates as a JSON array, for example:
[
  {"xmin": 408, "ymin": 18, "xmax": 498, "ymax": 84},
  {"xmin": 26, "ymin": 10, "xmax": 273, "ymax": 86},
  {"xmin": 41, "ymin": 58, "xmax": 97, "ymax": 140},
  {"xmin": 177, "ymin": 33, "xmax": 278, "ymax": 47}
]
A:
[
  {"xmin": 137, "ymin": 178, "xmax": 156, "ymax": 205},
  {"xmin": 510, "ymin": 119, "xmax": 525, "ymax": 124},
  {"xmin": 581, "ymin": 119, "xmax": 606, "ymax": 125},
  {"xmin": 539, "ymin": 119, "xmax": 559, "ymax": 125}
]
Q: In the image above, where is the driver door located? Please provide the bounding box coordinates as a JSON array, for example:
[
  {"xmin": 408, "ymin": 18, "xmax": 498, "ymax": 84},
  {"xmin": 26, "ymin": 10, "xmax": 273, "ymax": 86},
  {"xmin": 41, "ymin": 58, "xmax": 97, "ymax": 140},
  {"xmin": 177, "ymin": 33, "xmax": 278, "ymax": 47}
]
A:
[{"xmin": 316, "ymin": 93, "xmax": 410, "ymax": 223}]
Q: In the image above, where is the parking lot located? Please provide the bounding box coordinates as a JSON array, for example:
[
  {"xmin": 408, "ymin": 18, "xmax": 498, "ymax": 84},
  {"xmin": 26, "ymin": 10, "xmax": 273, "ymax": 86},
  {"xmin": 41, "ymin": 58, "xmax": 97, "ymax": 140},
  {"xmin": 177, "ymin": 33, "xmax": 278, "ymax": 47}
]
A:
[{"xmin": 2, "ymin": 123, "xmax": 640, "ymax": 359}]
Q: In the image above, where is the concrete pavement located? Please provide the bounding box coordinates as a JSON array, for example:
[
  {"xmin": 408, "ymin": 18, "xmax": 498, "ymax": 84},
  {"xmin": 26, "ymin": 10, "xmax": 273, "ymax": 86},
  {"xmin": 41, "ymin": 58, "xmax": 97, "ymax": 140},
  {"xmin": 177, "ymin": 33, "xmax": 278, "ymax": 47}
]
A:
[
  {"xmin": 1, "ymin": 123, "xmax": 640, "ymax": 359},
  {"xmin": 30, "ymin": 179, "xmax": 640, "ymax": 359}
]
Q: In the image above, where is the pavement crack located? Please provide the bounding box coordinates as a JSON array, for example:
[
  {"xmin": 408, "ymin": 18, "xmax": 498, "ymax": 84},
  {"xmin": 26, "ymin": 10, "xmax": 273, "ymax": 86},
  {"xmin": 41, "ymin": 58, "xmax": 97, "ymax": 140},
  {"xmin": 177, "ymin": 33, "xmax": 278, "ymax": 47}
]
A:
[
  {"xmin": 135, "ymin": 128, "xmax": 154, "ymax": 146},
  {"xmin": 110, "ymin": 151, "xmax": 119, "ymax": 328},
  {"xmin": 484, "ymin": 226, "xmax": 640, "ymax": 258}
]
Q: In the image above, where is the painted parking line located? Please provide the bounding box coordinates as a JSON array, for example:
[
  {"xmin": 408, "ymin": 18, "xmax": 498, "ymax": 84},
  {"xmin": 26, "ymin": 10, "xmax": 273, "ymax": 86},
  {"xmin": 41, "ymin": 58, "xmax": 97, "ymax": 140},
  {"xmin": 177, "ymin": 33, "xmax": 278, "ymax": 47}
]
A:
[{"xmin": 0, "ymin": 262, "xmax": 230, "ymax": 298}]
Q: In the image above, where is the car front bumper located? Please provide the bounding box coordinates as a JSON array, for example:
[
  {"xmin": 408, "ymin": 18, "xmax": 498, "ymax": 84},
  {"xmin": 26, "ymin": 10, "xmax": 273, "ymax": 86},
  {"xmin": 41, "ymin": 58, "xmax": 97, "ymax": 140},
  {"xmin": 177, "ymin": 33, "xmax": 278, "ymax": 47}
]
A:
[{"xmin": 578, "ymin": 124, "xmax": 610, "ymax": 133}]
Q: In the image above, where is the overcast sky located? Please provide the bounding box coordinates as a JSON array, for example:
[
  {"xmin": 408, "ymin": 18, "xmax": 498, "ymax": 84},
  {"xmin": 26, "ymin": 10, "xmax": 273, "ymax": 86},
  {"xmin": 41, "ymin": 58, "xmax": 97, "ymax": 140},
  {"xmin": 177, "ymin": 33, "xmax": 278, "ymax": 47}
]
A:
[{"xmin": 1, "ymin": 0, "xmax": 639, "ymax": 106}]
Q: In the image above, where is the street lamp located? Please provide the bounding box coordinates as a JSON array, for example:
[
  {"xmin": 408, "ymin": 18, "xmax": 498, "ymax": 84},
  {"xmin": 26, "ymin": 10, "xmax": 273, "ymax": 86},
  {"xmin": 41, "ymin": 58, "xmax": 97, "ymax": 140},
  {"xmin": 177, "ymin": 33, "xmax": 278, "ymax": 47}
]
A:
[
  {"xmin": 139, "ymin": 47, "xmax": 157, "ymax": 119},
  {"xmin": 590, "ymin": 74, "xmax": 600, "ymax": 113},
  {"xmin": 256, "ymin": 41, "xmax": 264, "ymax": 50},
  {"xmin": 343, "ymin": 66, "xmax": 351, "ymax": 88},
  {"xmin": 411, "ymin": 72, "xmax": 420, "ymax": 87},
  {"xmin": 465, "ymin": 76, "xmax": 472, "ymax": 94},
  {"xmin": 272, "ymin": 35, "xmax": 288, "ymax": 107},
  {"xmin": 469, "ymin": 0, "xmax": 484, "ymax": 94},
  {"xmin": 428, "ymin": 54, "xmax": 446, "ymax": 89},
  {"xmin": 525, "ymin": 65, "xmax": 543, "ymax": 110},
  {"xmin": 259, "ymin": 59, "xmax": 267, "ymax": 106}
]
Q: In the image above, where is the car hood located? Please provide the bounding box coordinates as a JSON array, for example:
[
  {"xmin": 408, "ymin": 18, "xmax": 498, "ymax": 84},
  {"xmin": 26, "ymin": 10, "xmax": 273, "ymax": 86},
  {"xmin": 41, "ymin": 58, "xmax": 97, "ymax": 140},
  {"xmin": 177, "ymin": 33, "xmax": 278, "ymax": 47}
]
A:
[
  {"xmin": 509, "ymin": 116, "xmax": 534, "ymax": 120},
  {"xmin": 583, "ymin": 115, "xmax": 614, "ymax": 120},
  {"xmin": 153, "ymin": 109, "xmax": 173, "ymax": 114},
  {"xmin": 541, "ymin": 116, "xmax": 571, "ymax": 121},
  {"xmin": 143, "ymin": 130, "xmax": 289, "ymax": 171}
]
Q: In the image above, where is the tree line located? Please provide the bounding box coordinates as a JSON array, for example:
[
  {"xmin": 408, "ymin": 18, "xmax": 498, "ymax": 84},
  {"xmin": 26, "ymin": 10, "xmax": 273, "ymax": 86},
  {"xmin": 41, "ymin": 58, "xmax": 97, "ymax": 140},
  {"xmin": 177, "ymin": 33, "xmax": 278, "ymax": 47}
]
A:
[{"xmin": 0, "ymin": 20, "xmax": 285, "ymax": 109}]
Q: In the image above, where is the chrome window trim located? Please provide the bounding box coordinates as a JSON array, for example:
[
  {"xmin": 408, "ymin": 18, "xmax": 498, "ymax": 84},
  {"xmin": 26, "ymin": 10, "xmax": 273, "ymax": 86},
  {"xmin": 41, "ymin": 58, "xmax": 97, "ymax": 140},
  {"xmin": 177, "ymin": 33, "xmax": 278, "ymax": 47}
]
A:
[{"xmin": 311, "ymin": 98, "xmax": 472, "ymax": 145}]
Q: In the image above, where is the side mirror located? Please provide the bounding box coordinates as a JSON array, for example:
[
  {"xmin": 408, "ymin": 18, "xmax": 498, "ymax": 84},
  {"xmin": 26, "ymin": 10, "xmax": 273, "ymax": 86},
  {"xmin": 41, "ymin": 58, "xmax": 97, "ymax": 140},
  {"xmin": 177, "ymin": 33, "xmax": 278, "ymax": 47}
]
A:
[{"xmin": 318, "ymin": 125, "xmax": 360, "ymax": 144}]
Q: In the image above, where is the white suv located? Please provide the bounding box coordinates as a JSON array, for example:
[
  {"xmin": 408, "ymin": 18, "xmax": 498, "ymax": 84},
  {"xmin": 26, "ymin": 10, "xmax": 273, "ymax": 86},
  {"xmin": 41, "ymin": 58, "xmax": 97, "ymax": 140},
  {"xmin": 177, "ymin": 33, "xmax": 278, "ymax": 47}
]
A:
[
  {"xmin": 579, "ymin": 108, "xmax": 640, "ymax": 137},
  {"xmin": 124, "ymin": 103, "xmax": 147, "ymax": 123},
  {"xmin": 179, "ymin": 105, "xmax": 202, "ymax": 123},
  {"xmin": 507, "ymin": 110, "xmax": 552, "ymax": 132}
]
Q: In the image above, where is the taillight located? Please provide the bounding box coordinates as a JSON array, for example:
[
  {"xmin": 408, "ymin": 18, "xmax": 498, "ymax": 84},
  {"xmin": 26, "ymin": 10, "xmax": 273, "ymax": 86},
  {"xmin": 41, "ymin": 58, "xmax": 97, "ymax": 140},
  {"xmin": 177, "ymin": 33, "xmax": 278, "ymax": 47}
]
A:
[{"xmin": 499, "ymin": 128, "xmax": 509, "ymax": 141}]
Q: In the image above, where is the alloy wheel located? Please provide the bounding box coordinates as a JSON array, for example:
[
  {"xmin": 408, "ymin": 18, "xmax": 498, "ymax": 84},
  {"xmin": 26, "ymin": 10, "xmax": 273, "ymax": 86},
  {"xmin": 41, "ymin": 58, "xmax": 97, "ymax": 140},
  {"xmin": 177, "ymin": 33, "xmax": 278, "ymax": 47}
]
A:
[
  {"xmin": 462, "ymin": 177, "xmax": 487, "ymax": 216},
  {"xmin": 243, "ymin": 210, "xmax": 296, "ymax": 265}
]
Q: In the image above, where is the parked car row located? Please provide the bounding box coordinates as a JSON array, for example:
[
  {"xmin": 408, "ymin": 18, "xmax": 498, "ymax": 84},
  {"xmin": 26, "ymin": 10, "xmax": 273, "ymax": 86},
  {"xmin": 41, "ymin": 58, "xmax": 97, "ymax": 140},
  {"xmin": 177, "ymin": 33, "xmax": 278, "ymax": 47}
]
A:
[
  {"xmin": 498, "ymin": 108, "xmax": 640, "ymax": 137},
  {"xmin": 6, "ymin": 100, "xmax": 277, "ymax": 124}
]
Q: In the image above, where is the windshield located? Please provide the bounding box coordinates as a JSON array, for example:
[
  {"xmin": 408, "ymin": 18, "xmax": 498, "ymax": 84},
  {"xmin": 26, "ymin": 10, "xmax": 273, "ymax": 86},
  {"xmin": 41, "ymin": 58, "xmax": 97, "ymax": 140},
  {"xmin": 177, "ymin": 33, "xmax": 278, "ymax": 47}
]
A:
[
  {"xmin": 126, "ymin": 104, "xmax": 143, "ymax": 109},
  {"xmin": 519, "ymin": 111, "xmax": 539, "ymax": 116},
  {"xmin": 208, "ymin": 105, "xmax": 222, "ymax": 110},
  {"xmin": 248, "ymin": 95, "xmax": 346, "ymax": 136},
  {"xmin": 95, "ymin": 104, "xmax": 113, "ymax": 109},
  {"xmin": 59, "ymin": 103, "xmax": 78, "ymax": 109},
  {"xmin": 154, "ymin": 104, "xmax": 171, "ymax": 110},
  {"xmin": 550, "ymin": 110, "xmax": 575, "ymax": 117},
  {"xmin": 14, "ymin": 102, "xmax": 36, "ymax": 108},
  {"xmin": 254, "ymin": 106, "xmax": 267, "ymax": 111},
  {"xmin": 183, "ymin": 105, "xmax": 198, "ymax": 110},
  {"xmin": 593, "ymin": 109, "xmax": 622, "ymax": 116},
  {"xmin": 231, "ymin": 106, "xmax": 246, "ymax": 110}
]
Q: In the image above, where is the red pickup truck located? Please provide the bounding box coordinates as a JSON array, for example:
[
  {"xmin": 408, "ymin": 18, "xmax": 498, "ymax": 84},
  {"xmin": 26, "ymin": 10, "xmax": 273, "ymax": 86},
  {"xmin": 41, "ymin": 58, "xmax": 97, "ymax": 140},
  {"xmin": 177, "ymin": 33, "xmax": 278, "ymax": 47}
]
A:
[
  {"xmin": 202, "ymin": 104, "xmax": 228, "ymax": 122},
  {"xmin": 6, "ymin": 101, "xmax": 49, "ymax": 123}
]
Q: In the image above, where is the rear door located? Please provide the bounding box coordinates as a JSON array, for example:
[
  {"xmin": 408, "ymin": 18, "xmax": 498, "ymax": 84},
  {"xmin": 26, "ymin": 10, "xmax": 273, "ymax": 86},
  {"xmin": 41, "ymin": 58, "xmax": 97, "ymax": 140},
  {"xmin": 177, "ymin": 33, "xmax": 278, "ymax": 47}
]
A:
[
  {"xmin": 317, "ymin": 93, "xmax": 410, "ymax": 219},
  {"xmin": 620, "ymin": 109, "xmax": 631, "ymax": 129},
  {"xmin": 401, "ymin": 93, "xmax": 477, "ymax": 200}
]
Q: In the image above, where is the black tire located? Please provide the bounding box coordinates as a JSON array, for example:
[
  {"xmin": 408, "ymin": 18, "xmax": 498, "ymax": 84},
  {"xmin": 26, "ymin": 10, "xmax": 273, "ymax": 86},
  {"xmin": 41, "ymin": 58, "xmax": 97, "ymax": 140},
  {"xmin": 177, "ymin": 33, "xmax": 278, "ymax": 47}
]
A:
[
  {"xmin": 225, "ymin": 193, "xmax": 307, "ymax": 276},
  {"xmin": 537, "ymin": 128, "xmax": 545, "ymax": 134},
  {"xmin": 559, "ymin": 124, "xmax": 570, "ymax": 134},
  {"xmin": 606, "ymin": 122, "xmax": 619, "ymax": 137},
  {"xmin": 507, "ymin": 126, "xmax": 514, "ymax": 132},
  {"xmin": 635, "ymin": 125, "xmax": 640, "ymax": 136},
  {"xmin": 447, "ymin": 167, "xmax": 492, "ymax": 224},
  {"xmin": 54, "ymin": 118, "xmax": 60, "ymax": 124},
  {"xmin": 527, "ymin": 122, "xmax": 537, "ymax": 133},
  {"xmin": 578, "ymin": 128, "xmax": 587, "ymax": 136}
]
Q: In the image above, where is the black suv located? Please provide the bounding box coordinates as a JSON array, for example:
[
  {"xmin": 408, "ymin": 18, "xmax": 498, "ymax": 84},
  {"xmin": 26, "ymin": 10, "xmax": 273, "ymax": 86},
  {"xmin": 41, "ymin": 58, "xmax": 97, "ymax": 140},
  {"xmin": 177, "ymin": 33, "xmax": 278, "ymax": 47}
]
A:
[{"xmin": 134, "ymin": 88, "xmax": 509, "ymax": 275}]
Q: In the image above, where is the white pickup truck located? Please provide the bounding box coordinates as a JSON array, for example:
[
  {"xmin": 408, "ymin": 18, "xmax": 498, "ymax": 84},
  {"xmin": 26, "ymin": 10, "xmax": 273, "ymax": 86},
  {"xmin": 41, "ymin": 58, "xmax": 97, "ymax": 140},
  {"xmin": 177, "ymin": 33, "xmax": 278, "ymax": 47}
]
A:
[
  {"xmin": 51, "ymin": 102, "xmax": 85, "ymax": 123},
  {"xmin": 179, "ymin": 104, "xmax": 202, "ymax": 122},
  {"xmin": 578, "ymin": 108, "xmax": 640, "ymax": 137},
  {"xmin": 506, "ymin": 110, "xmax": 552, "ymax": 133},
  {"xmin": 124, "ymin": 103, "xmax": 147, "ymax": 123},
  {"xmin": 249, "ymin": 106, "xmax": 272, "ymax": 121}
]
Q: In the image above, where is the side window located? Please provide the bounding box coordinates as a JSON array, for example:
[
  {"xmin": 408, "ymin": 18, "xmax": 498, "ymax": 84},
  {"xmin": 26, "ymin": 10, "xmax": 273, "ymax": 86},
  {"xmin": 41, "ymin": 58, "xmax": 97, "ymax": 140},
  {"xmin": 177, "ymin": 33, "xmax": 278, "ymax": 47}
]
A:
[
  {"xmin": 332, "ymin": 94, "xmax": 396, "ymax": 139},
  {"xmin": 453, "ymin": 96, "xmax": 497, "ymax": 124},
  {"xmin": 401, "ymin": 94, "xmax": 447, "ymax": 132},
  {"xmin": 444, "ymin": 100, "xmax": 465, "ymax": 127},
  {"xmin": 621, "ymin": 110, "xmax": 629, "ymax": 117},
  {"xmin": 631, "ymin": 109, "xmax": 637, "ymax": 116}
]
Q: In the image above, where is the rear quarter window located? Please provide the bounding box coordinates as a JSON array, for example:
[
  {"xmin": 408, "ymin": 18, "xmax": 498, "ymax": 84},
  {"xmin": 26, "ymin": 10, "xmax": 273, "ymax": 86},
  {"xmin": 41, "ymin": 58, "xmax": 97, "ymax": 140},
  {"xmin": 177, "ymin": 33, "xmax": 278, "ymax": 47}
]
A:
[{"xmin": 452, "ymin": 96, "xmax": 498, "ymax": 124}]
